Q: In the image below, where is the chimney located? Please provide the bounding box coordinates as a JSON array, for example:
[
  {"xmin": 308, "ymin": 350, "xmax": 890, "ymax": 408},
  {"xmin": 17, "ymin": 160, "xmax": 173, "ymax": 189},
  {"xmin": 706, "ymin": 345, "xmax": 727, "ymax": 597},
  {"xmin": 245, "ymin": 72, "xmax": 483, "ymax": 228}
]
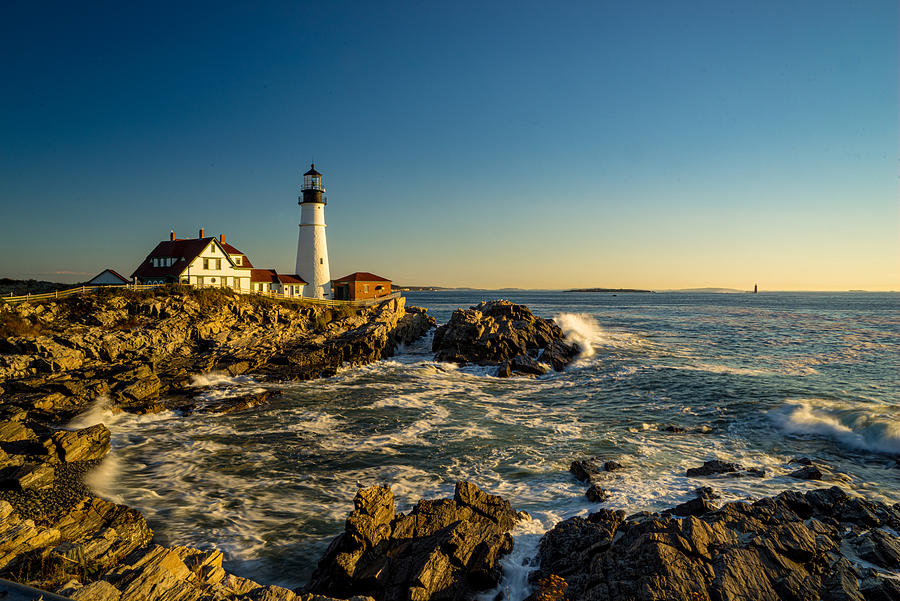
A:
[
  {"xmin": 220, "ymin": 234, "xmax": 225, "ymax": 244},
  {"xmin": 199, "ymin": 228, "xmax": 205, "ymax": 238},
  {"xmin": 170, "ymin": 230, "xmax": 175, "ymax": 241}
]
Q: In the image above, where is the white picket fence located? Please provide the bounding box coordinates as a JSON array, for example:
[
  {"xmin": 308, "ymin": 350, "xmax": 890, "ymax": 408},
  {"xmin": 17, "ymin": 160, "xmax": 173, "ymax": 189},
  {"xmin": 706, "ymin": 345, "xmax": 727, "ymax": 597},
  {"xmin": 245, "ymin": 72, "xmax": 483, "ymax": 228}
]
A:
[{"xmin": 1, "ymin": 283, "xmax": 401, "ymax": 308}]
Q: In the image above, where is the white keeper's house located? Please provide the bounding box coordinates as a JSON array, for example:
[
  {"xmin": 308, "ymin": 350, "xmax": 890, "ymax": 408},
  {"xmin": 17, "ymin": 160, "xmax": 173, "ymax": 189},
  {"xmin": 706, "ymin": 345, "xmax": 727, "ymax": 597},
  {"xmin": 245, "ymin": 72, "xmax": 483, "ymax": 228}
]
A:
[
  {"xmin": 131, "ymin": 229, "xmax": 310, "ymax": 297},
  {"xmin": 131, "ymin": 229, "xmax": 256, "ymax": 289}
]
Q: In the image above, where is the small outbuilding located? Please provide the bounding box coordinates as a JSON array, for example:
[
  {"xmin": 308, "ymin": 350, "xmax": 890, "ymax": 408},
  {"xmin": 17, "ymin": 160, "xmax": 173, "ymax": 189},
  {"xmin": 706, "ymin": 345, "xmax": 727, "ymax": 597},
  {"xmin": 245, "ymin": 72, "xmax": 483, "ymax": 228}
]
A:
[
  {"xmin": 271, "ymin": 274, "xmax": 307, "ymax": 298},
  {"xmin": 332, "ymin": 272, "xmax": 391, "ymax": 301},
  {"xmin": 86, "ymin": 269, "xmax": 129, "ymax": 286}
]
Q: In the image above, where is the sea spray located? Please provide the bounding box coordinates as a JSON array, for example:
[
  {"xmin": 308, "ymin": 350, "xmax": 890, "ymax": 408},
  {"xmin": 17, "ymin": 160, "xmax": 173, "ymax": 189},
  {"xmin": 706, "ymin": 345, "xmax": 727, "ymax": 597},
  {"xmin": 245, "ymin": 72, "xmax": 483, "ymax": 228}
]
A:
[
  {"xmin": 66, "ymin": 396, "xmax": 119, "ymax": 429},
  {"xmin": 554, "ymin": 313, "xmax": 601, "ymax": 358}
]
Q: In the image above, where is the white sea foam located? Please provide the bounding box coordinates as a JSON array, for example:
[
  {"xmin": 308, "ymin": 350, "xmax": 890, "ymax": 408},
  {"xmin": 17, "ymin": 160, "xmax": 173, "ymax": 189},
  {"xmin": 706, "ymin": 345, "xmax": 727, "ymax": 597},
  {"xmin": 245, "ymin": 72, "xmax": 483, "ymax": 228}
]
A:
[
  {"xmin": 769, "ymin": 399, "xmax": 900, "ymax": 455},
  {"xmin": 477, "ymin": 516, "xmax": 548, "ymax": 601},
  {"xmin": 189, "ymin": 372, "xmax": 257, "ymax": 387}
]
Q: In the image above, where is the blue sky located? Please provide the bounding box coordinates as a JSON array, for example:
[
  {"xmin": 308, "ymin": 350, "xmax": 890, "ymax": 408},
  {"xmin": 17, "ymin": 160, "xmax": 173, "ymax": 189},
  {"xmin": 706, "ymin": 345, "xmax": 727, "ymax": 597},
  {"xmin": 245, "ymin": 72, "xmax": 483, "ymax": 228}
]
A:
[{"xmin": 1, "ymin": 1, "xmax": 897, "ymax": 289}]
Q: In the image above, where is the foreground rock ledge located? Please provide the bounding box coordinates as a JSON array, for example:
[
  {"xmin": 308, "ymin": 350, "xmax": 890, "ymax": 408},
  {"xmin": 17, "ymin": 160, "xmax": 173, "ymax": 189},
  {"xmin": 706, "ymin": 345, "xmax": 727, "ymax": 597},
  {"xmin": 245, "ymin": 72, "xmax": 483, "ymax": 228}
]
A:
[
  {"xmin": 432, "ymin": 300, "xmax": 579, "ymax": 376},
  {"xmin": 528, "ymin": 486, "xmax": 900, "ymax": 601},
  {"xmin": 305, "ymin": 481, "xmax": 522, "ymax": 601}
]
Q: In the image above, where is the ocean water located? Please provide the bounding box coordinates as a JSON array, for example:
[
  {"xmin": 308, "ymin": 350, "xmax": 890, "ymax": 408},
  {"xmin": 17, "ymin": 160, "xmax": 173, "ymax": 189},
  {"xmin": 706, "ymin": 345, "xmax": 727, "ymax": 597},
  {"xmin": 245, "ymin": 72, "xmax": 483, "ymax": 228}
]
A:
[{"xmin": 74, "ymin": 291, "xmax": 900, "ymax": 596}]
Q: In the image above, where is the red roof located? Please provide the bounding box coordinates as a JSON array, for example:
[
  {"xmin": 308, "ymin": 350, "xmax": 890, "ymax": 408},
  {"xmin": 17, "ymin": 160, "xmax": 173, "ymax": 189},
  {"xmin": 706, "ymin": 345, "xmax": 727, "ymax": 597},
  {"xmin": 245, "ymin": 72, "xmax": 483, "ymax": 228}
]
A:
[
  {"xmin": 221, "ymin": 242, "xmax": 254, "ymax": 268},
  {"xmin": 250, "ymin": 269, "xmax": 279, "ymax": 283},
  {"xmin": 131, "ymin": 237, "xmax": 251, "ymax": 280},
  {"xmin": 87, "ymin": 269, "xmax": 129, "ymax": 284},
  {"xmin": 333, "ymin": 272, "xmax": 391, "ymax": 283},
  {"xmin": 277, "ymin": 274, "xmax": 307, "ymax": 284}
]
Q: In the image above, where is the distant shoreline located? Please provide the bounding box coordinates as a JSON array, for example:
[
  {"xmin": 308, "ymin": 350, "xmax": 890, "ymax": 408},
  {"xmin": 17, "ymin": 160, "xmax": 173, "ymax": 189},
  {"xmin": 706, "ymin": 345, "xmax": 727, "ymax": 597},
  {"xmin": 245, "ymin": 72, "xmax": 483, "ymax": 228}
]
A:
[{"xmin": 565, "ymin": 288, "xmax": 654, "ymax": 293}]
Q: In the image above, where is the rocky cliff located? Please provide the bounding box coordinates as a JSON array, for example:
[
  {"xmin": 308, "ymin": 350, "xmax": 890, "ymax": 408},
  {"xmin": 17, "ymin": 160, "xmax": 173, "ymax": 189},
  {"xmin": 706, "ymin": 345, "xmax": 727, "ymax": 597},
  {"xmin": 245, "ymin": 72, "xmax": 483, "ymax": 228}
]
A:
[{"xmin": 0, "ymin": 287, "xmax": 434, "ymax": 420}]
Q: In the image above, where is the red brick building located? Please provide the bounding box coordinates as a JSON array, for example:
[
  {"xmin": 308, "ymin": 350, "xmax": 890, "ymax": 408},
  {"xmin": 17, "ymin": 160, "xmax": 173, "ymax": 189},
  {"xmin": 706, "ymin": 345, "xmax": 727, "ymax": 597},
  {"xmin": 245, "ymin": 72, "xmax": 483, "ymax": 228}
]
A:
[{"xmin": 332, "ymin": 272, "xmax": 391, "ymax": 301}]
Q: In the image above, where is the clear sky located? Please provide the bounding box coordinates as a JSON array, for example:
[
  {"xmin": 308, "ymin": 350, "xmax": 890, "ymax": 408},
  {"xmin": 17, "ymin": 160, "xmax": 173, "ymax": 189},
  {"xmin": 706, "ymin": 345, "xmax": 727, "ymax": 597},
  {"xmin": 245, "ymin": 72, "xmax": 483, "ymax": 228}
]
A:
[{"xmin": 1, "ymin": 1, "xmax": 897, "ymax": 290}]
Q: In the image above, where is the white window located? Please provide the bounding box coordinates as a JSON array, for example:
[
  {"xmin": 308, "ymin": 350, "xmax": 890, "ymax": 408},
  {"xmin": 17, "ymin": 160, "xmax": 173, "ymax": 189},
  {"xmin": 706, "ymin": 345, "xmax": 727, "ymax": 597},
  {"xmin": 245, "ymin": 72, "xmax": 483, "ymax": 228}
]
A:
[
  {"xmin": 203, "ymin": 258, "xmax": 210, "ymax": 269},
  {"xmin": 235, "ymin": 257, "xmax": 242, "ymax": 265},
  {"xmin": 364, "ymin": 284, "xmax": 369, "ymax": 293},
  {"xmin": 215, "ymin": 258, "xmax": 222, "ymax": 270}
]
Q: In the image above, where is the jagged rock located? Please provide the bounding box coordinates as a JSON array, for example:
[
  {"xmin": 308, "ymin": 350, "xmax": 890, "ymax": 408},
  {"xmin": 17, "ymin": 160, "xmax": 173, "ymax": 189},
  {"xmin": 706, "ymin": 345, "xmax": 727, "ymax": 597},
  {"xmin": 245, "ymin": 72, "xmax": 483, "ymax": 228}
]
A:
[
  {"xmin": 685, "ymin": 460, "xmax": 764, "ymax": 478},
  {"xmin": 51, "ymin": 424, "xmax": 111, "ymax": 462},
  {"xmin": 671, "ymin": 496, "xmax": 717, "ymax": 516},
  {"xmin": 585, "ymin": 484, "xmax": 609, "ymax": 503},
  {"xmin": 528, "ymin": 487, "xmax": 900, "ymax": 601},
  {"xmin": 540, "ymin": 339, "xmax": 580, "ymax": 371},
  {"xmin": 62, "ymin": 579, "xmax": 123, "ymax": 601},
  {"xmin": 685, "ymin": 460, "xmax": 740, "ymax": 477},
  {"xmin": 0, "ymin": 420, "xmax": 36, "ymax": 442},
  {"xmin": 2, "ymin": 463, "xmax": 55, "ymax": 490},
  {"xmin": 788, "ymin": 465, "xmax": 823, "ymax": 480},
  {"xmin": 694, "ymin": 486, "xmax": 720, "ymax": 500},
  {"xmin": 661, "ymin": 425, "xmax": 686, "ymax": 433},
  {"xmin": 305, "ymin": 481, "xmax": 519, "ymax": 601},
  {"xmin": 570, "ymin": 458, "xmax": 602, "ymax": 483},
  {"xmin": 51, "ymin": 496, "xmax": 152, "ymax": 569},
  {"xmin": 509, "ymin": 354, "xmax": 547, "ymax": 376},
  {"xmin": 432, "ymin": 300, "xmax": 578, "ymax": 374},
  {"xmin": 0, "ymin": 500, "xmax": 61, "ymax": 570},
  {"xmin": 570, "ymin": 458, "xmax": 622, "ymax": 484}
]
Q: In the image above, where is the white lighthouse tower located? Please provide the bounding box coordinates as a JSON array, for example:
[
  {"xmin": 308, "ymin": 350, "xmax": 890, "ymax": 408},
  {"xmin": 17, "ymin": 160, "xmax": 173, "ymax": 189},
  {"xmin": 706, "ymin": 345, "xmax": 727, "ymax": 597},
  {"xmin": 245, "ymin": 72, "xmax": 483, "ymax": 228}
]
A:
[{"xmin": 295, "ymin": 163, "xmax": 331, "ymax": 299}]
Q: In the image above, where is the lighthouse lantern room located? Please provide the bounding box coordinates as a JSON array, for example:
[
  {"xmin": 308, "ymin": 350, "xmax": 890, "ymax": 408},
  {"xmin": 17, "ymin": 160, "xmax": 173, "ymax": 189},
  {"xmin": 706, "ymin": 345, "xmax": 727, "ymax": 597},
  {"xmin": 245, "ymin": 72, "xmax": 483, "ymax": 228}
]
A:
[{"xmin": 295, "ymin": 163, "xmax": 331, "ymax": 299}]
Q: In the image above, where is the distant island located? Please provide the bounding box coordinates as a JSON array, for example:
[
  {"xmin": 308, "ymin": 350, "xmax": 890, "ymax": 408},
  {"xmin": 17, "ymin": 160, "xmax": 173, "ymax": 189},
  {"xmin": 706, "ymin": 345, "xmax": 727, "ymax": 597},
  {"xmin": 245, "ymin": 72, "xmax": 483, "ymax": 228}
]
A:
[{"xmin": 566, "ymin": 288, "xmax": 654, "ymax": 293}]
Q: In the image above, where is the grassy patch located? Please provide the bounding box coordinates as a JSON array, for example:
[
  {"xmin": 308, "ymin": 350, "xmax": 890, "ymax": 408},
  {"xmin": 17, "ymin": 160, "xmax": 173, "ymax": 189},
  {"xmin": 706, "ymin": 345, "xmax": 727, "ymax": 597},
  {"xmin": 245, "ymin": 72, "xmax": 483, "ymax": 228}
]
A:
[{"xmin": 0, "ymin": 314, "xmax": 41, "ymax": 338}]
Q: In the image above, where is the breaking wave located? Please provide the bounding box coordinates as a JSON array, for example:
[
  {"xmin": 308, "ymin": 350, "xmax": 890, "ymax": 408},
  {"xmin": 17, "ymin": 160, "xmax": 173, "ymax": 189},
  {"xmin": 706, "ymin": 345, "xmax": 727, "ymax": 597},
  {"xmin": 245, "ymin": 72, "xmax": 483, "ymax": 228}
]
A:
[
  {"xmin": 553, "ymin": 313, "xmax": 601, "ymax": 358},
  {"xmin": 769, "ymin": 399, "xmax": 900, "ymax": 455}
]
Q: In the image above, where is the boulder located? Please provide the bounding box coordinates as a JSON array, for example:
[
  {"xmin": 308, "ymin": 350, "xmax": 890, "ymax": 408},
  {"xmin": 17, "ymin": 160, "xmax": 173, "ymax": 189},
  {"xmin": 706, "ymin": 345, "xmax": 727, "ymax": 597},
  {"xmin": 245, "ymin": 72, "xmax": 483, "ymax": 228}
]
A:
[
  {"xmin": 570, "ymin": 458, "xmax": 603, "ymax": 483},
  {"xmin": 585, "ymin": 484, "xmax": 609, "ymax": 503},
  {"xmin": 305, "ymin": 481, "xmax": 520, "ymax": 601},
  {"xmin": 686, "ymin": 460, "xmax": 765, "ymax": 478},
  {"xmin": 570, "ymin": 458, "xmax": 622, "ymax": 484},
  {"xmin": 694, "ymin": 487, "xmax": 720, "ymax": 500},
  {"xmin": 788, "ymin": 465, "xmax": 823, "ymax": 480},
  {"xmin": 432, "ymin": 300, "xmax": 578, "ymax": 373},
  {"xmin": 685, "ymin": 460, "xmax": 739, "ymax": 477},
  {"xmin": 51, "ymin": 424, "xmax": 111, "ymax": 462},
  {"xmin": 528, "ymin": 487, "xmax": 900, "ymax": 601}
]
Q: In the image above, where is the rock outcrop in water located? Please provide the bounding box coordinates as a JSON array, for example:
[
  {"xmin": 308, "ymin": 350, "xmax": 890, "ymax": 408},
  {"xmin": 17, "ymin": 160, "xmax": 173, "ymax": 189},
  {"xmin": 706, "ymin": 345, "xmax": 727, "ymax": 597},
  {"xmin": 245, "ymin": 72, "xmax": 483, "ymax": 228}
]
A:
[
  {"xmin": 0, "ymin": 287, "xmax": 434, "ymax": 419},
  {"xmin": 528, "ymin": 486, "xmax": 900, "ymax": 601},
  {"xmin": 431, "ymin": 300, "xmax": 579, "ymax": 376},
  {"xmin": 305, "ymin": 481, "xmax": 522, "ymax": 601}
]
